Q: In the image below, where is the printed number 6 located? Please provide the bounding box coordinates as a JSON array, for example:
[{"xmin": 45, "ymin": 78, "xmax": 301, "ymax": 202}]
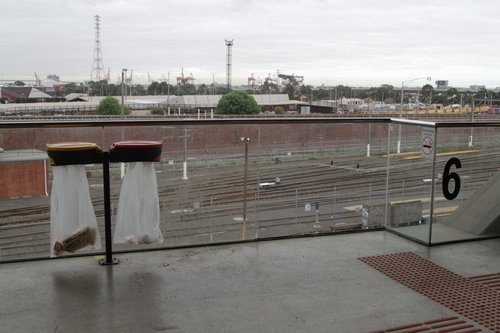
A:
[{"xmin": 442, "ymin": 157, "xmax": 461, "ymax": 200}]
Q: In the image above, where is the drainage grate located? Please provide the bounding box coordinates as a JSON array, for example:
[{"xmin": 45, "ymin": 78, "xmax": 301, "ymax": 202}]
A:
[
  {"xmin": 359, "ymin": 252, "xmax": 500, "ymax": 332},
  {"xmin": 370, "ymin": 316, "xmax": 483, "ymax": 333}
]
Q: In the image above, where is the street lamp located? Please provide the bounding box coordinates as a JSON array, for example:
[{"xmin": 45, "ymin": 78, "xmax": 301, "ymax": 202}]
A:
[
  {"xmin": 241, "ymin": 137, "xmax": 250, "ymax": 240},
  {"xmin": 397, "ymin": 76, "xmax": 431, "ymax": 153}
]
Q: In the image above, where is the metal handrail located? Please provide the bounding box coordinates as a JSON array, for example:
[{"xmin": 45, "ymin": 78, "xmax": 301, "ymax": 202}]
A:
[{"xmin": 3, "ymin": 117, "xmax": 500, "ymax": 129}]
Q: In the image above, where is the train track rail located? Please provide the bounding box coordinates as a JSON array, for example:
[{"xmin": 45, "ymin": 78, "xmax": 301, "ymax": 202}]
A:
[{"xmin": 1, "ymin": 144, "xmax": 500, "ymax": 260}]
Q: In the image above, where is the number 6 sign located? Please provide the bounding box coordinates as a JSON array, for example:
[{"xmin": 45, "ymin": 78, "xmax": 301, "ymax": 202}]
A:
[{"xmin": 442, "ymin": 157, "xmax": 462, "ymax": 200}]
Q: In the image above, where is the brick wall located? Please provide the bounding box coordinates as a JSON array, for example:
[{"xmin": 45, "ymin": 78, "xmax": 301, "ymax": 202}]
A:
[{"xmin": 0, "ymin": 161, "xmax": 47, "ymax": 199}]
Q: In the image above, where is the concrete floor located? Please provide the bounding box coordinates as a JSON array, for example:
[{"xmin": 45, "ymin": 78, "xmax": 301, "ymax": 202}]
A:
[{"xmin": 1, "ymin": 231, "xmax": 500, "ymax": 333}]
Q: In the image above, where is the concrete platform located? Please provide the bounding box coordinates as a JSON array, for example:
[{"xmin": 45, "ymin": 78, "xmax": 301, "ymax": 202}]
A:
[{"xmin": 1, "ymin": 231, "xmax": 499, "ymax": 333}]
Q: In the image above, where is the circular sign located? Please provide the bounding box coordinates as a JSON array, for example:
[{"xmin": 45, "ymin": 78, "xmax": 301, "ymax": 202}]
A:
[{"xmin": 422, "ymin": 136, "xmax": 433, "ymax": 156}]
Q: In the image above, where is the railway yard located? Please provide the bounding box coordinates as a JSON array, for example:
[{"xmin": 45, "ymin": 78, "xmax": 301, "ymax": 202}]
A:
[{"xmin": 2, "ymin": 129, "xmax": 500, "ymax": 262}]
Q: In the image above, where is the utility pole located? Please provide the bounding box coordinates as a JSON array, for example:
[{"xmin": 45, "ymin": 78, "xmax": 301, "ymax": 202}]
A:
[
  {"xmin": 90, "ymin": 15, "xmax": 105, "ymax": 82},
  {"xmin": 225, "ymin": 39, "xmax": 233, "ymax": 91}
]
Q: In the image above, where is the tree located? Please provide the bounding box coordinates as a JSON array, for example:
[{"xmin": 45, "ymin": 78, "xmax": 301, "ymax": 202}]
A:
[
  {"xmin": 215, "ymin": 91, "xmax": 260, "ymax": 115},
  {"xmin": 446, "ymin": 88, "xmax": 459, "ymax": 105},
  {"xmin": 96, "ymin": 96, "xmax": 130, "ymax": 115},
  {"xmin": 47, "ymin": 74, "xmax": 60, "ymax": 82},
  {"xmin": 131, "ymin": 84, "xmax": 146, "ymax": 96},
  {"xmin": 197, "ymin": 84, "xmax": 209, "ymax": 95},
  {"xmin": 300, "ymin": 85, "xmax": 313, "ymax": 100},
  {"xmin": 421, "ymin": 84, "xmax": 434, "ymax": 104},
  {"xmin": 148, "ymin": 81, "xmax": 160, "ymax": 95},
  {"xmin": 375, "ymin": 84, "xmax": 395, "ymax": 102},
  {"xmin": 176, "ymin": 83, "xmax": 196, "ymax": 95},
  {"xmin": 259, "ymin": 81, "xmax": 280, "ymax": 95}
]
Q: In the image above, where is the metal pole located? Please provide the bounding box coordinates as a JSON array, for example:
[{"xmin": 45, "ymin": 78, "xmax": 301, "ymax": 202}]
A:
[
  {"xmin": 242, "ymin": 138, "xmax": 249, "ymax": 240},
  {"xmin": 100, "ymin": 152, "xmax": 119, "ymax": 265},
  {"xmin": 120, "ymin": 69, "xmax": 127, "ymax": 179},
  {"xmin": 469, "ymin": 99, "xmax": 475, "ymax": 147},
  {"xmin": 295, "ymin": 189, "xmax": 298, "ymax": 225},
  {"xmin": 367, "ymin": 98, "xmax": 371, "ymax": 157},
  {"xmin": 182, "ymin": 128, "xmax": 188, "ymax": 180},
  {"xmin": 397, "ymin": 81, "xmax": 403, "ymax": 154},
  {"xmin": 428, "ymin": 127, "xmax": 438, "ymax": 245}
]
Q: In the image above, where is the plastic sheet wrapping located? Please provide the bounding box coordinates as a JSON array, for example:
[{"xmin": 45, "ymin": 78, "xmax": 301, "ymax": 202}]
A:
[
  {"xmin": 113, "ymin": 162, "xmax": 163, "ymax": 244},
  {"xmin": 50, "ymin": 165, "xmax": 101, "ymax": 257}
]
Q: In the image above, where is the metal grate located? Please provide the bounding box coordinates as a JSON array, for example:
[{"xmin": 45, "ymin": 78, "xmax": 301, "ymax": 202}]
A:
[{"xmin": 360, "ymin": 252, "xmax": 500, "ymax": 332}]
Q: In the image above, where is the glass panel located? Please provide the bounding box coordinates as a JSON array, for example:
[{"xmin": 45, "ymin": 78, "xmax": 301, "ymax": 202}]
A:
[
  {"xmin": 0, "ymin": 120, "xmax": 391, "ymax": 262},
  {"xmin": 386, "ymin": 123, "xmax": 434, "ymax": 244},
  {"xmin": 430, "ymin": 125, "xmax": 500, "ymax": 244},
  {"xmin": 0, "ymin": 126, "xmax": 105, "ymax": 261}
]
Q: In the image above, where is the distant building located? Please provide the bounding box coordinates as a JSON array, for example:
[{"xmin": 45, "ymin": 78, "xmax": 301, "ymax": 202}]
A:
[
  {"xmin": 0, "ymin": 86, "xmax": 52, "ymax": 101},
  {"xmin": 469, "ymin": 85, "xmax": 486, "ymax": 92},
  {"xmin": 435, "ymin": 80, "xmax": 449, "ymax": 90},
  {"xmin": 166, "ymin": 94, "xmax": 306, "ymax": 113},
  {"xmin": 0, "ymin": 149, "xmax": 48, "ymax": 199}
]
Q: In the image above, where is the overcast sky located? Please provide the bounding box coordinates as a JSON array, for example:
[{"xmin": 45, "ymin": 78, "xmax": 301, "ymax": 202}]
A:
[{"xmin": 1, "ymin": 0, "xmax": 499, "ymax": 88}]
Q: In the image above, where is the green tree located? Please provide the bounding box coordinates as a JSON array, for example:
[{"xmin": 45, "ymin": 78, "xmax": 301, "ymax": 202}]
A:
[
  {"xmin": 283, "ymin": 84, "xmax": 295, "ymax": 99},
  {"xmin": 96, "ymin": 96, "xmax": 130, "ymax": 115},
  {"xmin": 336, "ymin": 85, "xmax": 352, "ymax": 99},
  {"xmin": 374, "ymin": 84, "xmax": 395, "ymax": 102},
  {"xmin": 148, "ymin": 81, "xmax": 160, "ymax": 95},
  {"xmin": 259, "ymin": 81, "xmax": 280, "ymax": 95},
  {"xmin": 216, "ymin": 91, "xmax": 260, "ymax": 115},
  {"xmin": 421, "ymin": 84, "xmax": 434, "ymax": 104},
  {"xmin": 197, "ymin": 84, "xmax": 209, "ymax": 95},
  {"xmin": 300, "ymin": 85, "xmax": 313, "ymax": 99},
  {"xmin": 176, "ymin": 83, "xmax": 197, "ymax": 95}
]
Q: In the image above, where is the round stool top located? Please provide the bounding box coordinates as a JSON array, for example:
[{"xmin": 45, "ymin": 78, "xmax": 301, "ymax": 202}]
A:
[
  {"xmin": 46, "ymin": 142, "xmax": 102, "ymax": 152},
  {"xmin": 110, "ymin": 140, "xmax": 163, "ymax": 150}
]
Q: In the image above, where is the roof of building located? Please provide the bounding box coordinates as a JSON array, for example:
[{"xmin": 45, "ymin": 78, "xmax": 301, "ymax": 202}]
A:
[
  {"xmin": 28, "ymin": 88, "xmax": 51, "ymax": 99},
  {"xmin": 167, "ymin": 94, "xmax": 305, "ymax": 107},
  {"xmin": 65, "ymin": 93, "xmax": 89, "ymax": 102},
  {"xmin": 0, "ymin": 149, "xmax": 48, "ymax": 163}
]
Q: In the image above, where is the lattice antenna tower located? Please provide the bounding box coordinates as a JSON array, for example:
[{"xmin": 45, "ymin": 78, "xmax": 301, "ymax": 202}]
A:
[
  {"xmin": 90, "ymin": 15, "xmax": 106, "ymax": 82},
  {"xmin": 225, "ymin": 39, "xmax": 233, "ymax": 90}
]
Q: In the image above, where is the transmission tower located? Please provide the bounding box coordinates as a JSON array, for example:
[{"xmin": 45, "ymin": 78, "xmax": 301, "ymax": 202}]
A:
[
  {"xmin": 90, "ymin": 14, "xmax": 106, "ymax": 82},
  {"xmin": 225, "ymin": 39, "xmax": 233, "ymax": 90}
]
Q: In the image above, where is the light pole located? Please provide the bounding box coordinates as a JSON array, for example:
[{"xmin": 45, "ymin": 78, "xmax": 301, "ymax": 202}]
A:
[
  {"xmin": 241, "ymin": 137, "xmax": 250, "ymax": 240},
  {"xmin": 367, "ymin": 93, "xmax": 372, "ymax": 157},
  {"xmin": 121, "ymin": 68, "xmax": 127, "ymax": 116},
  {"xmin": 397, "ymin": 76, "xmax": 431, "ymax": 153},
  {"xmin": 182, "ymin": 128, "xmax": 189, "ymax": 180},
  {"xmin": 120, "ymin": 68, "xmax": 128, "ymax": 179}
]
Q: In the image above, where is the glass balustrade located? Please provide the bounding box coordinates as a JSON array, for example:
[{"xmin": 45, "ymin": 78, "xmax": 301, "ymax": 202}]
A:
[{"xmin": 1, "ymin": 118, "xmax": 499, "ymax": 262}]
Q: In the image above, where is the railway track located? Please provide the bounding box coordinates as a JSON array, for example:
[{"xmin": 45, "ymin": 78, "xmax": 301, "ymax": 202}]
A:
[{"xmin": 1, "ymin": 143, "xmax": 500, "ymax": 261}]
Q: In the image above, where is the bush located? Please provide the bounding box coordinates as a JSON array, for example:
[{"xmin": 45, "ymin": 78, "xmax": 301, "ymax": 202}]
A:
[
  {"xmin": 274, "ymin": 106, "xmax": 285, "ymax": 115},
  {"xmin": 96, "ymin": 97, "xmax": 131, "ymax": 115},
  {"xmin": 216, "ymin": 91, "xmax": 260, "ymax": 115},
  {"xmin": 150, "ymin": 107, "xmax": 164, "ymax": 115}
]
